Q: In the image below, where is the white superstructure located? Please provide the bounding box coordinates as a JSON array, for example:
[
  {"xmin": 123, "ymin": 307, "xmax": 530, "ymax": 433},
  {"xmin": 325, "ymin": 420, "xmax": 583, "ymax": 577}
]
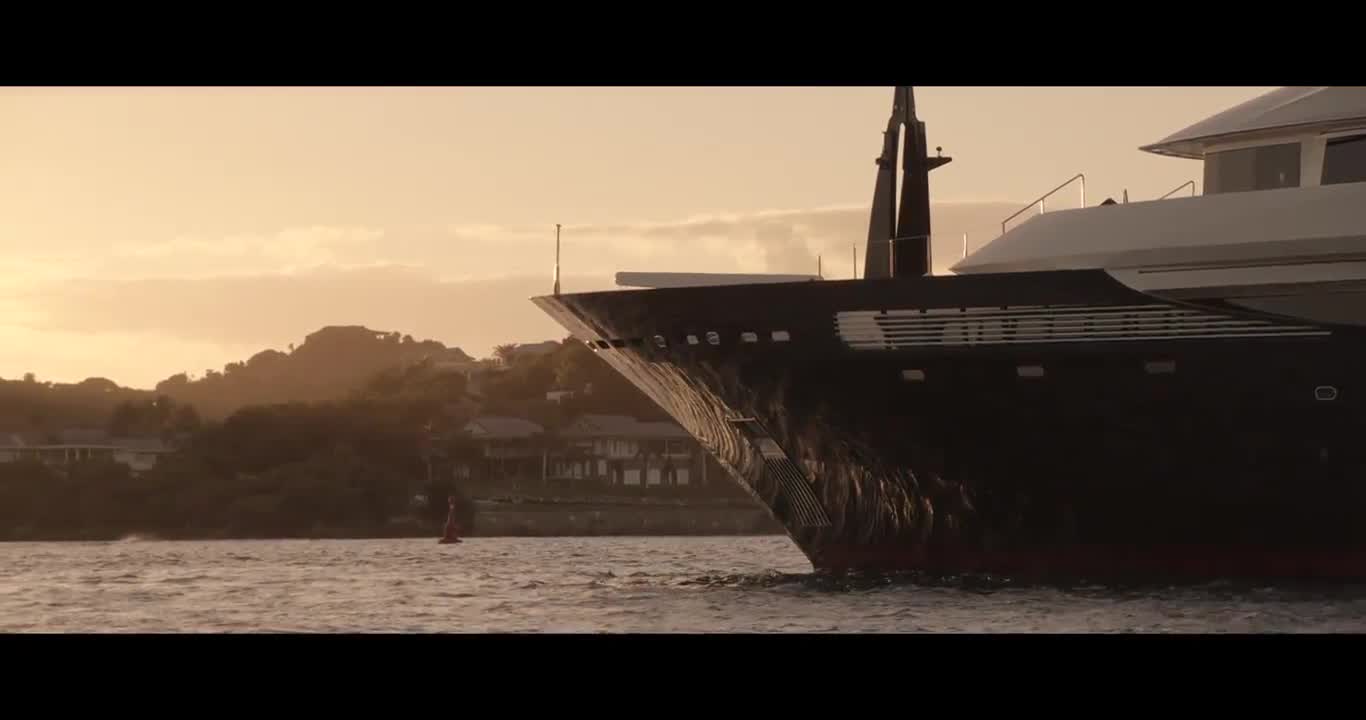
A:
[{"xmin": 951, "ymin": 87, "xmax": 1366, "ymax": 324}]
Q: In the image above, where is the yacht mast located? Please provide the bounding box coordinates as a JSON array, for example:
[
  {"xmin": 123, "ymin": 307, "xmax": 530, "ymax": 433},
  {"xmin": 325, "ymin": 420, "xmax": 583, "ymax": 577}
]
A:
[{"xmin": 862, "ymin": 86, "xmax": 950, "ymax": 279}]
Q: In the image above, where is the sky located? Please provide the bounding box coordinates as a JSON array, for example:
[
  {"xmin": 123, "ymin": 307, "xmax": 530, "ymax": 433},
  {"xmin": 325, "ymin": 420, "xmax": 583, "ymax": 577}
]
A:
[{"xmin": 0, "ymin": 85, "xmax": 1274, "ymax": 388}]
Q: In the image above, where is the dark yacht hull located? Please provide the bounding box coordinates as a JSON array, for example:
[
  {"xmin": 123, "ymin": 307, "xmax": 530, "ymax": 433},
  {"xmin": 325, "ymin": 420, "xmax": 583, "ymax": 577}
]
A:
[{"xmin": 533, "ymin": 269, "xmax": 1366, "ymax": 582}]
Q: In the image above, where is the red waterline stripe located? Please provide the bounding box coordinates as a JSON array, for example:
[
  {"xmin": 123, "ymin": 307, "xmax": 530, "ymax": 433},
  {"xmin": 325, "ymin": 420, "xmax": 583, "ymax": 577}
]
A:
[{"xmin": 809, "ymin": 544, "xmax": 1366, "ymax": 581}]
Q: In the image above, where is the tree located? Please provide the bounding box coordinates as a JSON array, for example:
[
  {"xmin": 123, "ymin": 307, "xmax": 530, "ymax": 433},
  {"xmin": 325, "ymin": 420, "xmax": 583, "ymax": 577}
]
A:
[
  {"xmin": 492, "ymin": 344, "xmax": 518, "ymax": 365},
  {"xmin": 78, "ymin": 377, "xmax": 119, "ymax": 393},
  {"xmin": 156, "ymin": 373, "xmax": 190, "ymax": 393},
  {"xmin": 553, "ymin": 341, "xmax": 597, "ymax": 390},
  {"xmin": 171, "ymin": 405, "xmax": 202, "ymax": 435},
  {"xmin": 107, "ymin": 401, "xmax": 139, "ymax": 437}
]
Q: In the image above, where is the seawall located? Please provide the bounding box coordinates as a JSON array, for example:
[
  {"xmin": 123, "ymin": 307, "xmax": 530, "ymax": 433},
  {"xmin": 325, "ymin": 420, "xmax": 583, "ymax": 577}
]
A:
[{"xmin": 467, "ymin": 498, "xmax": 783, "ymax": 537}]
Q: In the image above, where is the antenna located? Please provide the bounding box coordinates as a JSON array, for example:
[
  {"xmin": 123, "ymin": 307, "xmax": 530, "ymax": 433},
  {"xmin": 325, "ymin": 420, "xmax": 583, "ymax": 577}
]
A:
[
  {"xmin": 852, "ymin": 243, "xmax": 857, "ymax": 279},
  {"xmin": 818, "ymin": 254, "xmax": 823, "ymax": 279},
  {"xmin": 553, "ymin": 224, "xmax": 561, "ymax": 296}
]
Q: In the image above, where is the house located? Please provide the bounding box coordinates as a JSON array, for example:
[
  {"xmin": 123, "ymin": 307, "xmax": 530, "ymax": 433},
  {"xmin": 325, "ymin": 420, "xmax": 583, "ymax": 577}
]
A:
[
  {"xmin": 0, "ymin": 434, "xmax": 26, "ymax": 463},
  {"xmin": 457, "ymin": 416, "xmax": 546, "ymax": 486},
  {"xmin": 428, "ymin": 352, "xmax": 495, "ymax": 379},
  {"xmin": 545, "ymin": 388, "xmax": 576, "ymax": 403},
  {"xmin": 465, "ymin": 416, "xmax": 545, "ymax": 452},
  {"xmin": 110, "ymin": 435, "xmax": 176, "ymax": 474},
  {"xmin": 493, "ymin": 340, "xmax": 560, "ymax": 367},
  {"xmin": 0, "ymin": 429, "xmax": 174, "ymax": 475},
  {"xmin": 550, "ymin": 414, "xmax": 708, "ymax": 489},
  {"xmin": 453, "ymin": 413, "xmax": 728, "ymax": 495}
]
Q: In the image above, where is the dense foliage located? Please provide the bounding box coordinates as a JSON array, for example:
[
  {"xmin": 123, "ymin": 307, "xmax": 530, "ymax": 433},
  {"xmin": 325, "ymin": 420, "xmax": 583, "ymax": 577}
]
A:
[
  {"xmin": 0, "ymin": 325, "xmax": 693, "ymax": 540},
  {"xmin": 0, "ymin": 376, "xmax": 150, "ymax": 437}
]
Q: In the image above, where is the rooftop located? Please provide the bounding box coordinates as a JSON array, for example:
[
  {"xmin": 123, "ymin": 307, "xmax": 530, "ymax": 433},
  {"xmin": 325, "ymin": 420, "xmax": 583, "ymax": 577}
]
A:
[
  {"xmin": 0, "ymin": 431, "xmax": 173, "ymax": 452},
  {"xmin": 561, "ymin": 414, "xmax": 692, "ymax": 439},
  {"xmin": 1142, "ymin": 87, "xmax": 1366, "ymax": 159},
  {"xmin": 465, "ymin": 416, "xmax": 545, "ymax": 440}
]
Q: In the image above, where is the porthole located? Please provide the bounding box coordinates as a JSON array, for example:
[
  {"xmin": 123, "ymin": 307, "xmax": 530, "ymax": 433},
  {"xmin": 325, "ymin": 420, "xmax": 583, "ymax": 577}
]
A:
[{"xmin": 1145, "ymin": 360, "xmax": 1176, "ymax": 375}]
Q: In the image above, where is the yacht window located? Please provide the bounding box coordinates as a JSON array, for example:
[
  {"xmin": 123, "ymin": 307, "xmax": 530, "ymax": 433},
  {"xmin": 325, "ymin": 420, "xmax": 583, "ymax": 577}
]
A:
[
  {"xmin": 1202, "ymin": 142, "xmax": 1300, "ymax": 194},
  {"xmin": 1322, "ymin": 135, "xmax": 1366, "ymax": 186}
]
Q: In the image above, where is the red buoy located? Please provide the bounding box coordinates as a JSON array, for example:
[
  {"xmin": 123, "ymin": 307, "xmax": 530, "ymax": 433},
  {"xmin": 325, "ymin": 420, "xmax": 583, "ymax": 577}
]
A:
[{"xmin": 439, "ymin": 495, "xmax": 462, "ymax": 544}]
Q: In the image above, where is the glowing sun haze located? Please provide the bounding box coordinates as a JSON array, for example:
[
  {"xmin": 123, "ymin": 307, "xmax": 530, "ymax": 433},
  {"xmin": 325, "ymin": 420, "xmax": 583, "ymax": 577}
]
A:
[{"xmin": 0, "ymin": 85, "xmax": 1273, "ymax": 388}]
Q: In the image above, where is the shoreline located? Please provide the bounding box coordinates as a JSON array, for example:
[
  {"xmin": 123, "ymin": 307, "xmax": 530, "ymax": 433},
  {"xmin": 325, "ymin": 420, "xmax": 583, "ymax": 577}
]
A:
[
  {"xmin": 0, "ymin": 497, "xmax": 785, "ymax": 543},
  {"xmin": 0, "ymin": 529, "xmax": 786, "ymax": 543}
]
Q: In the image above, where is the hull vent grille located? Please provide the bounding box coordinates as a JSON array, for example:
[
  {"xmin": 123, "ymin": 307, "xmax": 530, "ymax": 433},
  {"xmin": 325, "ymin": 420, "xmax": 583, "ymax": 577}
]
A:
[
  {"xmin": 836, "ymin": 303, "xmax": 1330, "ymax": 349},
  {"xmin": 729, "ymin": 418, "xmax": 830, "ymax": 528}
]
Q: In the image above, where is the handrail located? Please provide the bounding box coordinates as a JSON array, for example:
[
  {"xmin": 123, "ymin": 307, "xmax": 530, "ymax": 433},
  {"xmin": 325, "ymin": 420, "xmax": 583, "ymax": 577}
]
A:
[
  {"xmin": 887, "ymin": 234, "xmax": 930, "ymax": 277},
  {"xmin": 1000, "ymin": 173, "xmax": 1086, "ymax": 235},
  {"xmin": 1159, "ymin": 179, "xmax": 1197, "ymax": 200},
  {"xmin": 882, "ymin": 234, "xmax": 981, "ymax": 273}
]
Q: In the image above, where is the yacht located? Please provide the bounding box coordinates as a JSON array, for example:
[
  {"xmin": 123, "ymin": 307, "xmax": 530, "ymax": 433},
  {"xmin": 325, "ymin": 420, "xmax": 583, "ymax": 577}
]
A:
[{"xmin": 533, "ymin": 86, "xmax": 1366, "ymax": 580}]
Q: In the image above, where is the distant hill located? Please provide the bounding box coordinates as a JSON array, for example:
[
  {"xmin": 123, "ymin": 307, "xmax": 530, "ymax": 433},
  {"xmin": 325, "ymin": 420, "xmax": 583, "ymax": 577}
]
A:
[
  {"xmin": 0, "ymin": 375, "xmax": 153, "ymax": 436},
  {"xmin": 153, "ymin": 325, "xmax": 475, "ymax": 419},
  {"xmin": 1, "ymin": 321, "xmax": 667, "ymax": 433}
]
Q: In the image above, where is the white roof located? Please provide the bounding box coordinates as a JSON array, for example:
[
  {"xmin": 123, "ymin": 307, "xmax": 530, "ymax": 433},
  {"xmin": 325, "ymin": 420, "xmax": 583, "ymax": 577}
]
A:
[
  {"xmin": 616, "ymin": 272, "xmax": 820, "ymax": 289},
  {"xmin": 1142, "ymin": 87, "xmax": 1366, "ymax": 159},
  {"xmin": 561, "ymin": 414, "xmax": 692, "ymax": 439},
  {"xmin": 465, "ymin": 416, "xmax": 544, "ymax": 439},
  {"xmin": 950, "ymin": 180, "xmax": 1366, "ymax": 276}
]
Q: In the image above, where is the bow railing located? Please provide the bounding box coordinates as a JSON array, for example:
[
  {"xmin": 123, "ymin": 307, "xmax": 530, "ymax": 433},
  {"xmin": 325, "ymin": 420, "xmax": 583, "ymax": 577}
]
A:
[{"xmin": 1000, "ymin": 173, "xmax": 1087, "ymax": 235}]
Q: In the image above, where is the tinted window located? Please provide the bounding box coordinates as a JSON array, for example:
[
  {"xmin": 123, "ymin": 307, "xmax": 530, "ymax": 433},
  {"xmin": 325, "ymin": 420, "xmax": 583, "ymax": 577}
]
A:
[
  {"xmin": 1203, "ymin": 142, "xmax": 1301, "ymax": 194},
  {"xmin": 1322, "ymin": 135, "xmax": 1366, "ymax": 186}
]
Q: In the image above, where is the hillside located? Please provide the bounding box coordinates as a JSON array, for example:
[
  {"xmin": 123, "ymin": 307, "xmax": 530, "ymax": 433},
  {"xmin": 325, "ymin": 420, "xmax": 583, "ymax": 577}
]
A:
[
  {"xmin": 0, "ymin": 321, "xmax": 669, "ymax": 437},
  {"xmin": 153, "ymin": 325, "xmax": 476, "ymax": 419}
]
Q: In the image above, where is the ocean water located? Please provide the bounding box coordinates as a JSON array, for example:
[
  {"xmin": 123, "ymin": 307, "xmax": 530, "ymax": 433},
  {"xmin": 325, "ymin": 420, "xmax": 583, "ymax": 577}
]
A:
[{"xmin": 2, "ymin": 535, "xmax": 1365, "ymax": 632}]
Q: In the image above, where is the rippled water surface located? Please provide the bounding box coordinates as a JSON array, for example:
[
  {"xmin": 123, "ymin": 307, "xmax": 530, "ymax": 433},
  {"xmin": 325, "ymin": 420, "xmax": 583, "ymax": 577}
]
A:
[{"xmin": 3, "ymin": 536, "xmax": 1366, "ymax": 632}]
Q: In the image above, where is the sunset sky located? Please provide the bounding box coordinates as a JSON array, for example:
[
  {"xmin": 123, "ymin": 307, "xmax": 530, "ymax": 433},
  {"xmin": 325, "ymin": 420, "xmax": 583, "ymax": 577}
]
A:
[{"xmin": 1, "ymin": 85, "xmax": 1273, "ymax": 388}]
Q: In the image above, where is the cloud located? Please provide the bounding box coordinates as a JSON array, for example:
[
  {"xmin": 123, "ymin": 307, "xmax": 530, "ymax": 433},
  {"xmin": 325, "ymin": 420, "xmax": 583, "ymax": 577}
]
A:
[
  {"xmin": 0, "ymin": 257, "xmax": 85, "ymax": 291},
  {"xmin": 13, "ymin": 265, "xmax": 612, "ymax": 366},
  {"xmin": 107, "ymin": 226, "xmax": 387, "ymax": 277},
  {"xmin": 549, "ymin": 201, "xmax": 1022, "ymax": 277}
]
